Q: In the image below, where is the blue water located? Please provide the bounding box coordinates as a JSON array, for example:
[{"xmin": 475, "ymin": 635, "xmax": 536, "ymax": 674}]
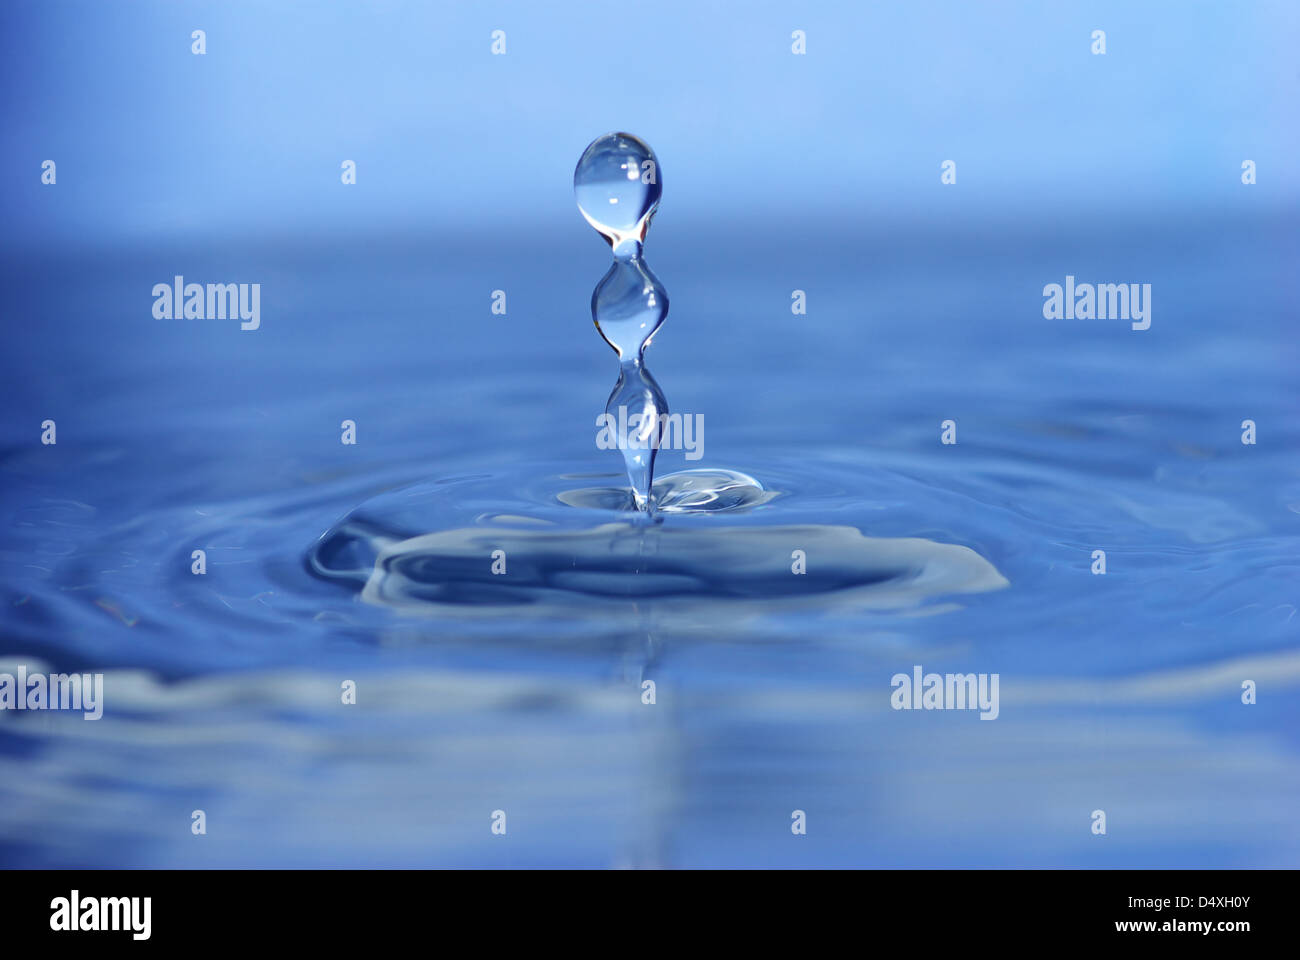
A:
[
  {"xmin": 2, "ymin": 0, "xmax": 1298, "ymax": 868},
  {"xmin": 2, "ymin": 210, "xmax": 1296, "ymax": 867}
]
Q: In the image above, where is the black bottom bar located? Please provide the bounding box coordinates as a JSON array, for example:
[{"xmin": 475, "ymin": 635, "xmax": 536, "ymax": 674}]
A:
[{"xmin": 0, "ymin": 869, "xmax": 1283, "ymax": 945}]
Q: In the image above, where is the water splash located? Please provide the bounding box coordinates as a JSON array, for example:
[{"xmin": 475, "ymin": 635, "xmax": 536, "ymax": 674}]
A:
[
  {"xmin": 301, "ymin": 140, "xmax": 1012, "ymax": 624},
  {"xmin": 576, "ymin": 132, "xmax": 669, "ymax": 513},
  {"xmin": 306, "ymin": 463, "xmax": 1009, "ymax": 620}
]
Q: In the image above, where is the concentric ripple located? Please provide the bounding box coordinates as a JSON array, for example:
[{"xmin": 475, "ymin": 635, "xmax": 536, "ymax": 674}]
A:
[{"xmin": 308, "ymin": 464, "xmax": 1008, "ymax": 617}]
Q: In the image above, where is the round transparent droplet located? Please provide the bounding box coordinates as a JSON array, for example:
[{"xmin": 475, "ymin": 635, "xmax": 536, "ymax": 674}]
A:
[
  {"xmin": 574, "ymin": 132, "xmax": 661, "ymax": 255},
  {"xmin": 591, "ymin": 258, "xmax": 668, "ymax": 360}
]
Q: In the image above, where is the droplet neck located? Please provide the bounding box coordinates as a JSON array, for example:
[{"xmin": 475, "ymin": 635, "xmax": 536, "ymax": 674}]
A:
[{"xmin": 612, "ymin": 238, "xmax": 644, "ymax": 260}]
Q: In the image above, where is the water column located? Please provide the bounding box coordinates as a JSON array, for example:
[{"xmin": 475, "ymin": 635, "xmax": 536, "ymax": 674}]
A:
[{"xmin": 574, "ymin": 133, "xmax": 669, "ymax": 513}]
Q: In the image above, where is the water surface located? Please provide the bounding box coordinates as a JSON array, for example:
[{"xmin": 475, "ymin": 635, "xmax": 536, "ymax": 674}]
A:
[{"xmin": 1, "ymin": 215, "xmax": 1296, "ymax": 867}]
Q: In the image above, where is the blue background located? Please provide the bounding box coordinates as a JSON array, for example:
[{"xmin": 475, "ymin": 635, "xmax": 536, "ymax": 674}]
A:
[{"xmin": 0, "ymin": 1, "xmax": 1297, "ymax": 868}]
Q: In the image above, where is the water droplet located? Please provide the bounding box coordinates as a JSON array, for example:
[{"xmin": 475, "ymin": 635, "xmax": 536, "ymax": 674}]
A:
[
  {"xmin": 577, "ymin": 133, "xmax": 669, "ymax": 513},
  {"xmin": 574, "ymin": 132, "xmax": 661, "ymax": 258},
  {"xmin": 591, "ymin": 258, "xmax": 668, "ymax": 360},
  {"xmin": 602, "ymin": 362, "xmax": 667, "ymax": 513}
]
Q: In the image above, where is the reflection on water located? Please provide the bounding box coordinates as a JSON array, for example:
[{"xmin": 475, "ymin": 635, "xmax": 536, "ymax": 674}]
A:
[
  {"xmin": 2, "ymin": 224, "xmax": 1297, "ymax": 867},
  {"xmin": 4, "ymin": 652, "xmax": 1299, "ymax": 868}
]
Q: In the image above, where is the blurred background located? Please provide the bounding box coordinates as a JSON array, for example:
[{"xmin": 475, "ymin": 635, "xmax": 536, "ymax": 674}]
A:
[
  {"xmin": 5, "ymin": 0, "xmax": 1299, "ymax": 241},
  {"xmin": 0, "ymin": 1, "xmax": 1297, "ymax": 868}
]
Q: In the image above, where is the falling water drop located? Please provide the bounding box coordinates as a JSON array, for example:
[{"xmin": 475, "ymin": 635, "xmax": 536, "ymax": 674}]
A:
[
  {"xmin": 304, "ymin": 138, "xmax": 1003, "ymax": 624},
  {"xmin": 574, "ymin": 132, "xmax": 662, "ymax": 259},
  {"xmin": 306, "ymin": 137, "xmax": 1008, "ymax": 624},
  {"xmin": 576, "ymin": 133, "xmax": 669, "ymax": 513}
]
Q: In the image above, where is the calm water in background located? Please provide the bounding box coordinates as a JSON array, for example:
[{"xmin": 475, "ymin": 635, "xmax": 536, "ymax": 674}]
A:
[{"xmin": 1, "ymin": 209, "xmax": 1296, "ymax": 867}]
